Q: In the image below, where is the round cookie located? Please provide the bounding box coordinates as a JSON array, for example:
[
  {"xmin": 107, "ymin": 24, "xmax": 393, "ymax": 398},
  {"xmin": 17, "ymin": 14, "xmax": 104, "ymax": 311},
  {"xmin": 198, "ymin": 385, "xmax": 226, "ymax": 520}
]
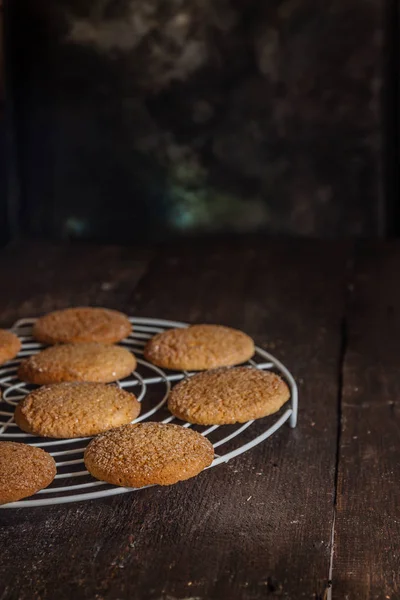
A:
[
  {"xmin": 18, "ymin": 343, "xmax": 136, "ymax": 384},
  {"xmin": 33, "ymin": 307, "xmax": 132, "ymax": 345},
  {"xmin": 0, "ymin": 441, "xmax": 56, "ymax": 505},
  {"xmin": 84, "ymin": 422, "xmax": 214, "ymax": 487},
  {"xmin": 168, "ymin": 366, "xmax": 290, "ymax": 425},
  {"xmin": 15, "ymin": 382, "xmax": 141, "ymax": 438},
  {"xmin": 0, "ymin": 330, "xmax": 21, "ymax": 365},
  {"xmin": 144, "ymin": 324, "xmax": 255, "ymax": 371}
]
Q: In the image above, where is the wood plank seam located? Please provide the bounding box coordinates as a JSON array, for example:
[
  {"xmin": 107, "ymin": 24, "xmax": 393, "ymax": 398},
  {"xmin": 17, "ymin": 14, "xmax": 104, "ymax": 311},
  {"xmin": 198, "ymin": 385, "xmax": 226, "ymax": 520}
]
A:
[{"xmin": 327, "ymin": 253, "xmax": 356, "ymax": 600}]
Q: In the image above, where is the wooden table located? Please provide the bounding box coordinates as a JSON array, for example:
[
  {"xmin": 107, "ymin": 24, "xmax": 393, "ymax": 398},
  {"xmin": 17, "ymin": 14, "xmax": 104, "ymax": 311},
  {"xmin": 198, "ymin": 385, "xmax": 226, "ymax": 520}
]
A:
[{"xmin": 0, "ymin": 239, "xmax": 398, "ymax": 600}]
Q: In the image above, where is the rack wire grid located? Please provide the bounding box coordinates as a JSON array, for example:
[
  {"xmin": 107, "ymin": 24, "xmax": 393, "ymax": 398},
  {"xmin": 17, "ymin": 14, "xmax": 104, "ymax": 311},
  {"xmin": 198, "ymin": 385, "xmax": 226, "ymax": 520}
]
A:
[{"xmin": 0, "ymin": 317, "xmax": 298, "ymax": 508}]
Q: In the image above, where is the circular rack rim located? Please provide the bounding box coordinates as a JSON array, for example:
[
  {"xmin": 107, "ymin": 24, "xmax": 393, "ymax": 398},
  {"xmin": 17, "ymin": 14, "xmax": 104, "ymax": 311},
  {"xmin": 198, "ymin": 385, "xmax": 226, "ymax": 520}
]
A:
[{"xmin": 0, "ymin": 316, "xmax": 298, "ymax": 508}]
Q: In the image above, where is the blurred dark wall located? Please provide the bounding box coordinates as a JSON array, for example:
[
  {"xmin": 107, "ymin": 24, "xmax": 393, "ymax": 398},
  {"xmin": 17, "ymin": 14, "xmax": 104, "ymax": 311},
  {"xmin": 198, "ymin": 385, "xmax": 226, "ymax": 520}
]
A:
[
  {"xmin": 5, "ymin": 0, "xmax": 386, "ymax": 243},
  {"xmin": 0, "ymin": 1, "xmax": 8, "ymax": 245}
]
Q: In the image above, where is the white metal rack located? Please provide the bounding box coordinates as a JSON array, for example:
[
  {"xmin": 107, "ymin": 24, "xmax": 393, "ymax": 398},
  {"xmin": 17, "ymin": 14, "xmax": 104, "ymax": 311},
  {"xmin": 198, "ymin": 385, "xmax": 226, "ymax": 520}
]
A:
[{"xmin": 0, "ymin": 317, "xmax": 298, "ymax": 508}]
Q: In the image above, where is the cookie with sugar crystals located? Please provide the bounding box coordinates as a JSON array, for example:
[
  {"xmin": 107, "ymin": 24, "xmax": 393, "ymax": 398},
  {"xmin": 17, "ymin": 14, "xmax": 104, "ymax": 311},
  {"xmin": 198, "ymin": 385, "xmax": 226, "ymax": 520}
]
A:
[
  {"xmin": 14, "ymin": 382, "xmax": 140, "ymax": 438},
  {"xmin": 84, "ymin": 422, "xmax": 214, "ymax": 488},
  {"xmin": 0, "ymin": 442, "xmax": 56, "ymax": 505},
  {"xmin": 144, "ymin": 324, "xmax": 254, "ymax": 371},
  {"xmin": 168, "ymin": 366, "xmax": 290, "ymax": 425},
  {"xmin": 33, "ymin": 307, "xmax": 132, "ymax": 345},
  {"xmin": 0, "ymin": 330, "xmax": 21, "ymax": 365},
  {"xmin": 18, "ymin": 342, "xmax": 136, "ymax": 384}
]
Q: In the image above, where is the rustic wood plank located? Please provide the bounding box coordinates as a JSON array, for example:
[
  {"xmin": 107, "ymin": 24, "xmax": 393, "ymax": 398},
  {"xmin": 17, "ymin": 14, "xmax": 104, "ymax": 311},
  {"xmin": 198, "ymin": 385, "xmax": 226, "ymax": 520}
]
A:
[
  {"xmin": 0, "ymin": 239, "xmax": 348, "ymax": 599},
  {"xmin": 0, "ymin": 241, "xmax": 154, "ymax": 326},
  {"xmin": 334, "ymin": 241, "xmax": 400, "ymax": 599}
]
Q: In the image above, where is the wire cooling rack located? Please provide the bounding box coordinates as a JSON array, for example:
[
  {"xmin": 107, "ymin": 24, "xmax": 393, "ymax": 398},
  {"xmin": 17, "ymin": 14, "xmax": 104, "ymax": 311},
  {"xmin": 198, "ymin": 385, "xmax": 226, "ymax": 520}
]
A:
[{"xmin": 0, "ymin": 317, "xmax": 298, "ymax": 508}]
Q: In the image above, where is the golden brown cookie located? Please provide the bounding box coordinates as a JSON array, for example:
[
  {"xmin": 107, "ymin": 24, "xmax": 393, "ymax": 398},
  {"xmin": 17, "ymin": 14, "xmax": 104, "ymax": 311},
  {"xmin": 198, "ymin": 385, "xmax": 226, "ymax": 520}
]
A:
[
  {"xmin": 14, "ymin": 382, "xmax": 140, "ymax": 438},
  {"xmin": 33, "ymin": 307, "xmax": 132, "ymax": 345},
  {"xmin": 0, "ymin": 330, "xmax": 21, "ymax": 366},
  {"xmin": 18, "ymin": 343, "xmax": 136, "ymax": 384},
  {"xmin": 168, "ymin": 366, "xmax": 290, "ymax": 425},
  {"xmin": 0, "ymin": 441, "xmax": 56, "ymax": 505},
  {"xmin": 144, "ymin": 324, "xmax": 255, "ymax": 371},
  {"xmin": 84, "ymin": 422, "xmax": 214, "ymax": 487}
]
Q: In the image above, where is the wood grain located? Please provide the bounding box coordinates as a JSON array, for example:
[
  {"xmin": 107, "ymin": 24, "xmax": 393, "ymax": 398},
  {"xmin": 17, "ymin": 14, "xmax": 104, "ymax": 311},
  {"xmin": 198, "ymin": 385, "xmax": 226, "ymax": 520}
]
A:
[
  {"xmin": 334, "ymin": 241, "xmax": 400, "ymax": 599},
  {"xmin": 0, "ymin": 239, "xmax": 348, "ymax": 599},
  {"xmin": 0, "ymin": 241, "xmax": 154, "ymax": 326}
]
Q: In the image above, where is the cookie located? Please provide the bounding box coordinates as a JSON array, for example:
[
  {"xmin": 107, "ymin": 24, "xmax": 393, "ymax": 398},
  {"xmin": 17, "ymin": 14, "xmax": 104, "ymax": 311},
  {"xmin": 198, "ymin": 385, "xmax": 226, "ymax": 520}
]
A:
[
  {"xmin": 168, "ymin": 366, "xmax": 290, "ymax": 425},
  {"xmin": 144, "ymin": 324, "xmax": 255, "ymax": 371},
  {"xmin": 18, "ymin": 343, "xmax": 136, "ymax": 384},
  {"xmin": 84, "ymin": 422, "xmax": 214, "ymax": 487},
  {"xmin": 14, "ymin": 382, "xmax": 140, "ymax": 438},
  {"xmin": 0, "ymin": 441, "xmax": 56, "ymax": 505},
  {"xmin": 33, "ymin": 307, "xmax": 132, "ymax": 345},
  {"xmin": 0, "ymin": 330, "xmax": 21, "ymax": 365}
]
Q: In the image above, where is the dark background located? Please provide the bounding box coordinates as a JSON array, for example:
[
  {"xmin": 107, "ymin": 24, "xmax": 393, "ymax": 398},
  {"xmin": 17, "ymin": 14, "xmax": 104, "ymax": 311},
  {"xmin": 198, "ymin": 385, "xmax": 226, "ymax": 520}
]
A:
[{"xmin": 0, "ymin": 0, "xmax": 399, "ymax": 245}]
